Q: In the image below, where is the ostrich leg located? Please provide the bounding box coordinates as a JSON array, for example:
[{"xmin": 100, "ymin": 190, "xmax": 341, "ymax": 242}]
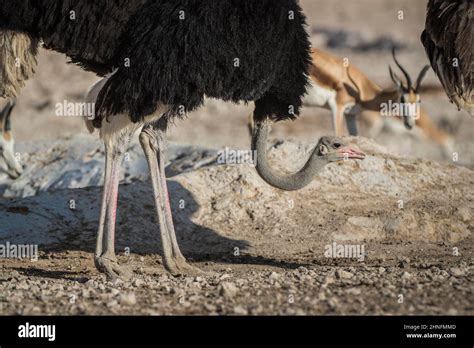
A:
[
  {"xmin": 95, "ymin": 128, "xmax": 133, "ymax": 280},
  {"xmin": 139, "ymin": 121, "xmax": 200, "ymax": 276},
  {"xmin": 94, "ymin": 147, "xmax": 111, "ymax": 260}
]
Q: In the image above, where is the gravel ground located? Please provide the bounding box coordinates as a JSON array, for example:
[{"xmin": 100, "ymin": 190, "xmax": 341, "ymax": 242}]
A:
[{"xmin": 0, "ymin": 245, "xmax": 471, "ymax": 315}]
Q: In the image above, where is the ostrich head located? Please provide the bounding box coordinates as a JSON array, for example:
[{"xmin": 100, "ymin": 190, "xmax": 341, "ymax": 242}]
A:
[
  {"xmin": 389, "ymin": 48, "xmax": 430, "ymax": 130},
  {"xmin": 252, "ymin": 121, "xmax": 366, "ymax": 192},
  {"xmin": 316, "ymin": 136, "xmax": 366, "ymax": 162}
]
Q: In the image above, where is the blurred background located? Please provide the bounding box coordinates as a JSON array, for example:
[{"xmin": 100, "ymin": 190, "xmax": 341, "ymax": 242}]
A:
[{"xmin": 9, "ymin": 0, "xmax": 474, "ymax": 166}]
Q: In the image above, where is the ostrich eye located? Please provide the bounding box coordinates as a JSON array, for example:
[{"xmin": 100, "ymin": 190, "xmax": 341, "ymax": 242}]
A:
[{"xmin": 333, "ymin": 143, "xmax": 342, "ymax": 149}]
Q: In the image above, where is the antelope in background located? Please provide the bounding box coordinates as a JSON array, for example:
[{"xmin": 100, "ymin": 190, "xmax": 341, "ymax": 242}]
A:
[{"xmin": 302, "ymin": 48, "xmax": 454, "ymax": 156}]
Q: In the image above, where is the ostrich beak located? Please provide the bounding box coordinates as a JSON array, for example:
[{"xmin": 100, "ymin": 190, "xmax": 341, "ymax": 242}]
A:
[{"xmin": 337, "ymin": 146, "xmax": 366, "ymax": 160}]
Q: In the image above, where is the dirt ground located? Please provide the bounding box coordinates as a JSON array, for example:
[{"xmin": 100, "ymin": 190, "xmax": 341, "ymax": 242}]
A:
[
  {"xmin": 0, "ymin": 246, "xmax": 471, "ymax": 315},
  {"xmin": 0, "ymin": 0, "xmax": 473, "ymax": 315},
  {"xmin": 0, "ymin": 137, "xmax": 472, "ymax": 315}
]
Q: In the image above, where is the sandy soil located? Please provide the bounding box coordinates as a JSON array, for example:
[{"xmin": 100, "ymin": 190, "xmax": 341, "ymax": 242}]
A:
[
  {"xmin": 0, "ymin": 247, "xmax": 471, "ymax": 315},
  {"xmin": 0, "ymin": 0, "xmax": 473, "ymax": 315},
  {"xmin": 0, "ymin": 138, "xmax": 472, "ymax": 315}
]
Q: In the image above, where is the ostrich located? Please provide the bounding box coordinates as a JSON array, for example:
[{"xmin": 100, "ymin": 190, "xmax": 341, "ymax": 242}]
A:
[
  {"xmin": 0, "ymin": 1, "xmax": 365, "ymax": 279},
  {"xmin": 0, "ymin": 30, "xmax": 37, "ymax": 178},
  {"xmin": 0, "ymin": 98, "xmax": 22, "ymax": 178},
  {"xmin": 421, "ymin": 0, "xmax": 473, "ymax": 115}
]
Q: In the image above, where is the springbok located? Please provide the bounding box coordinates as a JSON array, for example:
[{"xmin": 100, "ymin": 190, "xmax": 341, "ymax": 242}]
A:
[
  {"xmin": 301, "ymin": 48, "xmax": 454, "ymax": 156},
  {"xmin": 358, "ymin": 108, "xmax": 454, "ymax": 157},
  {"xmin": 302, "ymin": 48, "xmax": 430, "ymax": 137}
]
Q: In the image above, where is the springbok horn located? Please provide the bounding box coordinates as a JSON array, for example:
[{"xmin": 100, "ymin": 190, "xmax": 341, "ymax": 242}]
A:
[
  {"xmin": 392, "ymin": 47, "xmax": 412, "ymax": 88},
  {"xmin": 389, "ymin": 65, "xmax": 404, "ymax": 88}
]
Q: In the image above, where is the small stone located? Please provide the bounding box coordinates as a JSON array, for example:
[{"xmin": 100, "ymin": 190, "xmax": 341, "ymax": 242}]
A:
[
  {"xmin": 336, "ymin": 270, "xmax": 353, "ymax": 279},
  {"xmin": 449, "ymin": 267, "xmax": 464, "ymax": 277},
  {"xmin": 297, "ymin": 266, "xmax": 308, "ymax": 273},
  {"xmin": 110, "ymin": 278, "xmax": 124, "ymax": 286},
  {"xmin": 188, "ymin": 295, "xmax": 201, "ymax": 303},
  {"xmin": 456, "ymin": 207, "xmax": 470, "ymax": 222},
  {"xmin": 171, "ymin": 287, "xmax": 185, "ymax": 297},
  {"xmin": 106, "ymin": 300, "xmax": 119, "ymax": 308},
  {"xmin": 269, "ymin": 272, "xmax": 280, "ymax": 280},
  {"xmin": 447, "ymin": 308, "xmax": 459, "ymax": 315},
  {"xmin": 323, "ymin": 276, "xmax": 335, "ymax": 285},
  {"xmin": 81, "ymin": 288, "xmax": 91, "ymax": 298},
  {"xmin": 347, "ymin": 288, "xmax": 361, "ymax": 295},
  {"xmin": 249, "ymin": 304, "xmax": 264, "ymax": 314},
  {"xmin": 295, "ymin": 309, "xmax": 306, "ymax": 315},
  {"xmin": 219, "ymin": 282, "xmax": 238, "ymax": 298},
  {"xmin": 85, "ymin": 279, "xmax": 96, "ymax": 287},
  {"xmin": 233, "ymin": 305, "xmax": 248, "ymax": 315},
  {"xmin": 328, "ymin": 297, "xmax": 339, "ymax": 308},
  {"xmin": 219, "ymin": 274, "xmax": 232, "ymax": 281},
  {"xmin": 119, "ymin": 292, "xmax": 137, "ymax": 305},
  {"xmin": 204, "ymin": 303, "xmax": 217, "ymax": 312},
  {"xmin": 30, "ymin": 285, "xmax": 40, "ymax": 293},
  {"xmin": 401, "ymin": 272, "xmax": 412, "ymax": 280},
  {"xmin": 132, "ymin": 278, "xmax": 145, "ymax": 287},
  {"xmin": 17, "ymin": 281, "xmax": 29, "ymax": 290}
]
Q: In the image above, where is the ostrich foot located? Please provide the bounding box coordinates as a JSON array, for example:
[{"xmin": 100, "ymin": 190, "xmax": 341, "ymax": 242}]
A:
[
  {"xmin": 95, "ymin": 256, "xmax": 133, "ymax": 281},
  {"xmin": 164, "ymin": 257, "xmax": 202, "ymax": 277}
]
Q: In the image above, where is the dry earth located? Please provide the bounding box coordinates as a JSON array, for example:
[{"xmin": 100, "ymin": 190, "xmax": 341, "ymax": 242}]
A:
[{"xmin": 0, "ymin": 137, "xmax": 472, "ymax": 315}]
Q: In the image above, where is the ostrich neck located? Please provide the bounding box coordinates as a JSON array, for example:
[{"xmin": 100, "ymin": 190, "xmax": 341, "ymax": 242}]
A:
[{"xmin": 251, "ymin": 120, "xmax": 328, "ymax": 191}]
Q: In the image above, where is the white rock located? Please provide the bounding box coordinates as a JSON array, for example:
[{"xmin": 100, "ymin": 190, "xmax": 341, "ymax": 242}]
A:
[
  {"xmin": 219, "ymin": 282, "xmax": 238, "ymax": 298},
  {"xmin": 119, "ymin": 292, "xmax": 137, "ymax": 306},
  {"xmin": 336, "ymin": 270, "xmax": 353, "ymax": 279}
]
